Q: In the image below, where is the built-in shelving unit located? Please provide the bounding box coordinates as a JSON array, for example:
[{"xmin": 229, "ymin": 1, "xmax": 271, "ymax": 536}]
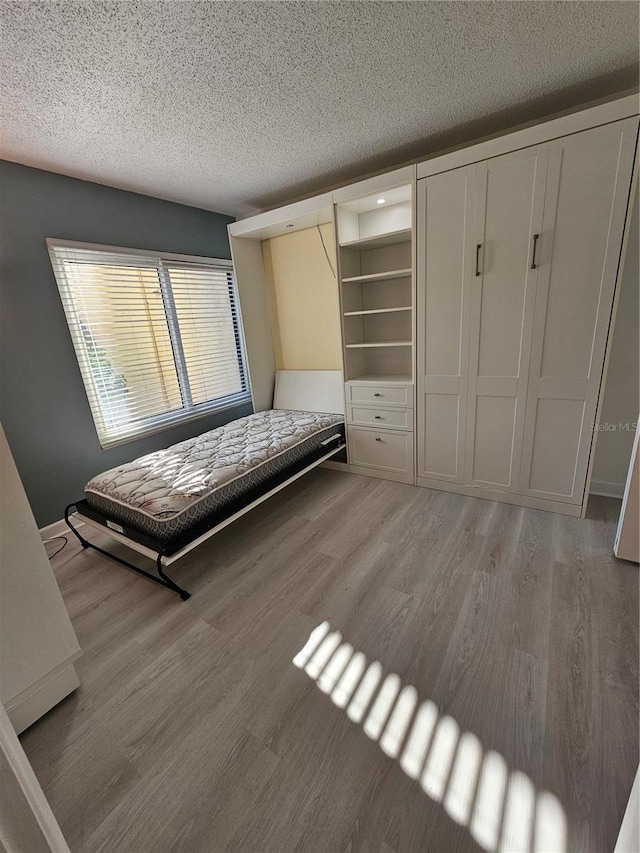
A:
[
  {"xmin": 335, "ymin": 175, "xmax": 416, "ymax": 484},
  {"xmin": 335, "ymin": 181, "xmax": 414, "ymax": 384}
]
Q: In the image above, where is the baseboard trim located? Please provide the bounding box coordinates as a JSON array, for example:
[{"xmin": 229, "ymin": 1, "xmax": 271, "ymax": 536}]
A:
[
  {"xmin": 415, "ymin": 476, "xmax": 583, "ymax": 516},
  {"xmin": 321, "ymin": 460, "xmax": 349, "ymax": 472},
  {"xmin": 590, "ymin": 479, "xmax": 625, "ymax": 499},
  {"xmin": 39, "ymin": 517, "xmax": 82, "ymax": 541},
  {"xmin": 349, "ymin": 464, "xmax": 415, "ymax": 485}
]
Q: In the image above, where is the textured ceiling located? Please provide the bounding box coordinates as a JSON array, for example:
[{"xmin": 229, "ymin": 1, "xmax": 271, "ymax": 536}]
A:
[{"xmin": 1, "ymin": 1, "xmax": 638, "ymax": 218}]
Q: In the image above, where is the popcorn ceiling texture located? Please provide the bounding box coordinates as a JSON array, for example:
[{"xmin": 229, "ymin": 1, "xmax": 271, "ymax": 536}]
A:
[{"xmin": 1, "ymin": 1, "xmax": 638, "ymax": 217}]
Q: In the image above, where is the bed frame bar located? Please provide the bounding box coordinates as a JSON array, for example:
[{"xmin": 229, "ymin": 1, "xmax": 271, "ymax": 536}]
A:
[
  {"xmin": 64, "ymin": 504, "xmax": 192, "ymax": 599},
  {"xmin": 64, "ymin": 440, "xmax": 346, "ymax": 602}
]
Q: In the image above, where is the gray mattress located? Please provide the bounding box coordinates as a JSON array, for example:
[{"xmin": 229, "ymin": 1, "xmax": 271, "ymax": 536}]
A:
[{"xmin": 85, "ymin": 409, "xmax": 344, "ymax": 541}]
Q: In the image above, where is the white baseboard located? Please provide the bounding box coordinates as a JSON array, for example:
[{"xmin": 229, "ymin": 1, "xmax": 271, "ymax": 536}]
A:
[
  {"xmin": 590, "ymin": 479, "xmax": 625, "ymax": 499},
  {"xmin": 39, "ymin": 518, "xmax": 82, "ymax": 541},
  {"xmin": 321, "ymin": 460, "xmax": 349, "ymax": 472}
]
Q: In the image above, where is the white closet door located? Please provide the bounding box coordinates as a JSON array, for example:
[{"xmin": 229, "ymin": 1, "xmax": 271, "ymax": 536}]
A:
[
  {"xmin": 464, "ymin": 145, "xmax": 549, "ymax": 491},
  {"xmin": 519, "ymin": 117, "xmax": 639, "ymax": 504},
  {"xmin": 416, "ymin": 165, "xmax": 476, "ymax": 482}
]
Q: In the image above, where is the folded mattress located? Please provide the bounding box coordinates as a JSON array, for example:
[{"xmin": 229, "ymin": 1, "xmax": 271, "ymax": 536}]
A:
[{"xmin": 85, "ymin": 409, "xmax": 344, "ymax": 542}]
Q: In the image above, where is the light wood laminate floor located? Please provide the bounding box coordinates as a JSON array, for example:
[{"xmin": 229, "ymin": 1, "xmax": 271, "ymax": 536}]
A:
[{"xmin": 22, "ymin": 470, "xmax": 638, "ymax": 853}]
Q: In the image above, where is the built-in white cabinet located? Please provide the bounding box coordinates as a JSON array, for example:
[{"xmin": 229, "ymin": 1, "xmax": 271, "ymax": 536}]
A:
[
  {"xmin": 519, "ymin": 119, "xmax": 638, "ymax": 504},
  {"xmin": 345, "ymin": 379, "xmax": 414, "ymax": 483},
  {"xmin": 417, "ymin": 116, "xmax": 638, "ymax": 513},
  {"xmin": 348, "ymin": 423, "xmax": 413, "ymax": 483},
  {"xmin": 417, "ymin": 144, "xmax": 548, "ymax": 491},
  {"xmin": 229, "ymin": 95, "xmax": 638, "ymax": 511},
  {"xmin": 464, "ymin": 145, "xmax": 548, "ymax": 493},
  {"xmin": 0, "ymin": 425, "xmax": 81, "ymax": 734},
  {"xmin": 416, "ymin": 164, "xmax": 473, "ymax": 484}
]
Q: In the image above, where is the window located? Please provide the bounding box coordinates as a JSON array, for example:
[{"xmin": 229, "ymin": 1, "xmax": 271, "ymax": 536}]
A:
[{"xmin": 47, "ymin": 240, "xmax": 250, "ymax": 448}]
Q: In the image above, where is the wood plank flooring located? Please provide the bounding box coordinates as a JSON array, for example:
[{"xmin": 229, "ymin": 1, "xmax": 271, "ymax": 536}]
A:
[{"xmin": 21, "ymin": 470, "xmax": 638, "ymax": 853}]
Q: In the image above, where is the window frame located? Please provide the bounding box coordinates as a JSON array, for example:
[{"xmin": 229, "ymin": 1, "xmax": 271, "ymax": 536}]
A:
[{"xmin": 47, "ymin": 238, "xmax": 252, "ymax": 449}]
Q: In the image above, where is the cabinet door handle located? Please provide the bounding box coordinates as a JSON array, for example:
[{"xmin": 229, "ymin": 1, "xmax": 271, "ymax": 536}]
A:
[
  {"xmin": 475, "ymin": 244, "xmax": 482, "ymax": 277},
  {"xmin": 375, "ymin": 437, "xmax": 382, "ymax": 442},
  {"xmin": 530, "ymin": 233, "xmax": 540, "ymax": 269}
]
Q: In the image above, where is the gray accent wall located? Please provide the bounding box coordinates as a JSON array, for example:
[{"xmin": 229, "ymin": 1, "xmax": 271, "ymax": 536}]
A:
[{"xmin": 0, "ymin": 160, "xmax": 251, "ymax": 527}]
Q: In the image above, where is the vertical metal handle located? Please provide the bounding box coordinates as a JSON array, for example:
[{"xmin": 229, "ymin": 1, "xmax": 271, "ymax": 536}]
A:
[
  {"xmin": 530, "ymin": 233, "xmax": 540, "ymax": 269},
  {"xmin": 475, "ymin": 244, "xmax": 482, "ymax": 277}
]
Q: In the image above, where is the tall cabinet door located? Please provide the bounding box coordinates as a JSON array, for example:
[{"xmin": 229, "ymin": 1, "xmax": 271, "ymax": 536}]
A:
[
  {"xmin": 417, "ymin": 165, "xmax": 476, "ymax": 483},
  {"xmin": 464, "ymin": 145, "xmax": 550, "ymax": 492},
  {"xmin": 519, "ymin": 117, "xmax": 639, "ymax": 504}
]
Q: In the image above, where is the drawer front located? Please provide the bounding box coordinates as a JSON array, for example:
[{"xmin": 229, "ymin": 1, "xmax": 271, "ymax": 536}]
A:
[
  {"xmin": 348, "ymin": 405, "xmax": 412, "ymax": 431},
  {"xmin": 348, "ymin": 427, "xmax": 413, "ymax": 474},
  {"xmin": 347, "ymin": 383, "xmax": 413, "ymax": 407}
]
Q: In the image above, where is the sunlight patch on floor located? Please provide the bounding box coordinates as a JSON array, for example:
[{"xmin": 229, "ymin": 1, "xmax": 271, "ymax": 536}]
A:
[{"xmin": 293, "ymin": 622, "xmax": 567, "ymax": 853}]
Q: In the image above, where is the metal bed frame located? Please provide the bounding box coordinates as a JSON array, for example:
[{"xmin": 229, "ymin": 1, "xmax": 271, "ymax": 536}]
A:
[{"xmin": 64, "ymin": 437, "xmax": 346, "ymax": 601}]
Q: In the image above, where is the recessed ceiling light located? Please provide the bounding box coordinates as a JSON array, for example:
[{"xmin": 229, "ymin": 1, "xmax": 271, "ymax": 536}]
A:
[{"xmin": 376, "ymin": 197, "xmax": 386, "ymax": 205}]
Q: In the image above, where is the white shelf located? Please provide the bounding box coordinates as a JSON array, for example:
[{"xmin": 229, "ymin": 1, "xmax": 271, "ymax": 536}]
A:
[
  {"xmin": 341, "ymin": 268, "xmax": 412, "ymax": 284},
  {"xmin": 339, "ymin": 229, "xmax": 412, "ymax": 250},
  {"xmin": 345, "ymin": 340, "xmax": 413, "ymax": 349},
  {"xmin": 344, "ymin": 306, "xmax": 412, "ymax": 317},
  {"xmin": 349, "ymin": 374, "xmax": 413, "ymax": 384}
]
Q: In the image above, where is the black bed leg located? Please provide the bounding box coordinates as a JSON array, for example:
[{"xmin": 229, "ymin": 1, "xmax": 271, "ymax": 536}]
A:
[
  {"xmin": 64, "ymin": 502, "xmax": 191, "ymax": 601},
  {"xmin": 65, "ymin": 503, "xmax": 90, "ymax": 548},
  {"xmin": 156, "ymin": 553, "xmax": 191, "ymax": 601}
]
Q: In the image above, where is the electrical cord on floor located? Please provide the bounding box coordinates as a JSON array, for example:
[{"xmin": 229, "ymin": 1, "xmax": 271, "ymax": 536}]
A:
[{"xmin": 43, "ymin": 535, "xmax": 68, "ymax": 559}]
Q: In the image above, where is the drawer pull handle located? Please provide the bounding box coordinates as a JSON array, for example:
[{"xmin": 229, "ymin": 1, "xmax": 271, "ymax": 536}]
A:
[
  {"xmin": 374, "ymin": 415, "xmax": 382, "ymax": 419},
  {"xmin": 375, "ymin": 437, "xmax": 382, "ymax": 442},
  {"xmin": 373, "ymin": 393, "xmax": 382, "ymax": 397}
]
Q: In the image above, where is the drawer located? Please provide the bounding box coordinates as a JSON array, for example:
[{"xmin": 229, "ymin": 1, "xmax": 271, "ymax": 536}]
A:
[
  {"xmin": 348, "ymin": 426, "xmax": 413, "ymax": 475},
  {"xmin": 347, "ymin": 382, "xmax": 413, "ymax": 408},
  {"xmin": 348, "ymin": 405, "xmax": 413, "ymax": 431}
]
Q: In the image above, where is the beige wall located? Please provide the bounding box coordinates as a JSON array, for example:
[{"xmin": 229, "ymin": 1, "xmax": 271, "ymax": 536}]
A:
[
  {"xmin": 592, "ymin": 190, "xmax": 639, "ymax": 496},
  {"xmin": 261, "ymin": 224, "xmax": 343, "ymax": 371}
]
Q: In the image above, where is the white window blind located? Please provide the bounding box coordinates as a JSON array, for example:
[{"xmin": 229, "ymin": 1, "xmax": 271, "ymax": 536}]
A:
[{"xmin": 47, "ymin": 240, "xmax": 250, "ymax": 448}]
